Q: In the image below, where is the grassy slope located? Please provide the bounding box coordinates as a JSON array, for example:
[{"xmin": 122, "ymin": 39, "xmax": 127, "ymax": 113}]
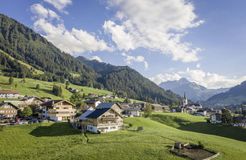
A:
[
  {"xmin": 0, "ymin": 113, "xmax": 246, "ymax": 160},
  {"xmin": 0, "ymin": 75, "xmax": 111, "ymax": 100}
]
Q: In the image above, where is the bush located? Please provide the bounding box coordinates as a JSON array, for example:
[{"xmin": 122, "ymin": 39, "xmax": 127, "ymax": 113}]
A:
[
  {"xmin": 137, "ymin": 126, "xmax": 144, "ymax": 131},
  {"xmin": 0, "ymin": 125, "xmax": 5, "ymax": 132}
]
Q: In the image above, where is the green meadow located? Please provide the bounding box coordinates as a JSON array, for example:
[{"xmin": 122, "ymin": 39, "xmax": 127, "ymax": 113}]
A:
[
  {"xmin": 0, "ymin": 75, "xmax": 112, "ymax": 100},
  {"xmin": 0, "ymin": 113, "xmax": 246, "ymax": 160}
]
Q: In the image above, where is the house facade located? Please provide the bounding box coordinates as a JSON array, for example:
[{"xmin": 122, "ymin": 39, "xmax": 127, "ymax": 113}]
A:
[
  {"xmin": 123, "ymin": 107, "xmax": 141, "ymax": 117},
  {"xmin": 80, "ymin": 103, "xmax": 123, "ymax": 133},
  {"xmin": 40, "ymin": 100, "xmax": 76, "ymax": 121},
  {"xmin": 210, "ymin": 113, "xmax": 222, "ymax": 124},
  {"xmin": 22, "ymin": 96, "xmax": 44, "ymax": 106},
  {"xmin": 0, "ymin": 102, "xmax": 18, "ymax": 118},
  {"xmin": 0, "ymin": 90, "xmax": 20, "ymax": 99}
]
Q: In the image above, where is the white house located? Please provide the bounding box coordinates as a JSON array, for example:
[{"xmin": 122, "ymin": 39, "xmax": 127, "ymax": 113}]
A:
[
  {"xmin": 80, "ymin": 103, "xmax": 123, "ymax": 133},
  {"xmin": 40, "ymin": 100, "xmax": 76, "ymax": 121},
  {"xmin": 123, "ymin": 107, "xmax": 141, "ymax": 117},
  {"xmin": 0, "ymin": 90, "xmax": 20, "ymax": 99},
  {"xmin": 210, "ymin": 113, "xmax": 222, "ymax": 124}
]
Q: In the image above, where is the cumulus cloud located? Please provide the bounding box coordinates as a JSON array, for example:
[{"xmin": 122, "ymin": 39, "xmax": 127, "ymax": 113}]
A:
[
  {"xmin": 44, "ymin": 0, "xmax": 72, "ymax": 12},
  {"xmin": 91, "ymin": 56, "xmax": 103, "ymax": 62},
  {"xmin": 122, "ymin": 53, "xmax": 148, "ymax": 69},
  {"xmin": 150, "ymin": 68, "xmax": 246, "ymax": 89},
  {"xmin": 104, "ymin": 0, "xmax": 203, "ymax": 62},
  {"xmin": 31, "ymin": 4, "xmax": 111, "ymax": 55},
  {"xmin": 31, "ymin": 3, "xmax": 60, "ymax": 20}
]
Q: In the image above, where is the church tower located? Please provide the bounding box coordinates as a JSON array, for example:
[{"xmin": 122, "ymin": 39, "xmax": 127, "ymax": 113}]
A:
[{"xmin": 182, "ymin": 92, "xmax": 188, "ymax": 107}]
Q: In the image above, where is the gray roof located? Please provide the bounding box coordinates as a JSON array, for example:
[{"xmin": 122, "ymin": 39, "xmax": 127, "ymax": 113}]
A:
[
  {"xmin": 96, "ymin": 103, "xmax": 115, "ymax": 109},
  {"xmin": 79, "ymin": 107, "xmax": 95, "ymax": 120}
]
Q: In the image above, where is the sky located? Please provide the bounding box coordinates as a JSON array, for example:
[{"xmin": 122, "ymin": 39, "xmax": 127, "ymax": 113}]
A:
[{"xmin": 1, "ymin": 0, "xmax": 246, "ymax": 89}]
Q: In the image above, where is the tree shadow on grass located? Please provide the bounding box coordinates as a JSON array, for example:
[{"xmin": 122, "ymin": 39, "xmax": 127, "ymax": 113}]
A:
[
  {"xmin": 179, "ymin": 122, "xmax": 246, "ymax": 142},
  {"xmin": 28, "ymin": 86, "xmax": 54, "ymax": 95},
  {"xmin": 151, "ymin": 114, "xmax": 246, "ymax": 142},
  {"xmin": 30, "ymin": 122, "xmax": 80, "ymax": 137}
]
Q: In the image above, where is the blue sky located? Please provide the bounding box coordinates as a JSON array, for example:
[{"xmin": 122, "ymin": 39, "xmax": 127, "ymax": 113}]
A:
[{"xmin": 1, "ymin": 0, "xmax": 246, "ymax": 89}]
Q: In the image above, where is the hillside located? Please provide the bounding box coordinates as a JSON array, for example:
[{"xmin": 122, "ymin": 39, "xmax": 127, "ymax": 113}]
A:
[
  {"xmin": 0, "ymin": 13, "xmax": 97, "ymax": 86},
  {"xmin": 1, "ymin": 113, "xmax": 246, "ymax": 159},
  {"xmin": 0, "ymin": 13, "xmax": 180, "ymax": 105},
  {"xmin": 78, "ymin": 57, "xmax": 180, "ymax": 104},
  {"xmin": 205, "ymin": 81, "xmax": 246, "ymax": 106},
  {"xmin": 0, "ymin": 75, "xmax": 111, "ymax": 100},
  {"xmin": 159, "ymin": 78, "xmax": 228, "ymax": 102}
]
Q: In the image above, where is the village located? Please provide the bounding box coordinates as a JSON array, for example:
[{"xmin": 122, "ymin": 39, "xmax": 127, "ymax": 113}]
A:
[{"xmin": 1, "ymin": 89, "xmax": 246, "ymax": 134}]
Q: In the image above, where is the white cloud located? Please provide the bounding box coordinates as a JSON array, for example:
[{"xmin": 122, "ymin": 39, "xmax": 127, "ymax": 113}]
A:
[
  {"xmin": 104, "ymin": 0, "xmax": 203, "ymax": 62},
  {"xmin": 122, "ymin": 53, "xmax": 148, "ymax": 69},
  {"xmin": 150, "ymin": 68, "xmax": 246, "ymax": 89},
  {"xmin": 31, "ymin": 3, "xmax": 60, "ymax": 20},
  {"xmin": 31, "ymin": 4, "xmax": 111, "ymax": 55},
  {"xmin": 150, "ymin": 73, "xmax": 182, "ymax": 85},
  {"xmin": 196, "ymin": 63, "xmax": 201, "ymax": 68},
  {"xmin": 44, "ymin": 0, "xmax": 72, "ymax": 12},
  {"xmin": 91, "ymin": 56, "xmax": 103, "ymax": 62}
]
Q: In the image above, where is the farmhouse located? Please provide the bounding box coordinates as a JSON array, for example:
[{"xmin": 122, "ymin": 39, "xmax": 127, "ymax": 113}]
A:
[
  {"xmin": 85, "ymin": 99, "xmax": 101, "ymax": 108},
  {"xmin": 40, "ymin": 100, "xmax": 76, "ymax": 121},
  {"xmin": 0, "ymin": 90, "xmax": 20, "ymax": 99},
  {"xmin": 0, "ymin": 102, "xmax": 18, "ymax": 118},
  {"xmin": 151, "ymin": 104, "xmax": 170, "ymax": 112},
  {"xmin": 210, "ymin": 113, "xmax": 222, "ymax": 124},
  {"xmin": 21, "ymin": 96, "xmax": 44, "ymax": 106},
  {"xmin": 80, "ymin": 103, "xmax": 123, "ymax": 133},
  {"xmin": 122, "ymin": 107, "xmax": 141, "ymax": 117}
]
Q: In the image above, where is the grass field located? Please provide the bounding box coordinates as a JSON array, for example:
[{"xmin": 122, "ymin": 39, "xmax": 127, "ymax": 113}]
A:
[
  {"xmin": 0, "ymin": 113, "xmax": 246, "ymax": 160},
  {"xmin": 0, "ymin": 75, "xmax": 112, "ymax": 100}
]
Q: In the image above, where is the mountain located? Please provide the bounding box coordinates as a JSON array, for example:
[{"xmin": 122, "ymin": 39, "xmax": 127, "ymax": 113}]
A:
[
  {"xmin": 77, "ymin": 57, "xmax": 180, "ymax": 104},
  {"xmin": 0, "ymin": 13, "xmax": 180, "ymax": 104},
  {"xmin": 205, "ymin": 81, "xmax": 246, "ymax": 106},
  {"xmin": 159, "ymin": 78, "xmax": 228, "ymax": 102},
  {"xmin": 0, "ymin": 13, "xmax": 97, "ymax": 86}
]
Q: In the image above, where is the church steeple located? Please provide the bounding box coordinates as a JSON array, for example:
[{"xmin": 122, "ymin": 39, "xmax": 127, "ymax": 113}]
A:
[{"xmin": 182, "ymin": 92, "xmax": 188, "ymax": 106}]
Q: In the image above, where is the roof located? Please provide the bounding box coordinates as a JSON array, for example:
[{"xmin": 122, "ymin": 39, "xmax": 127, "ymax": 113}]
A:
[
  {"xmin": 0, "ymin": 90, "xmax": 19, "ymax": 94},
  {"xmin": 86, "ymin": 108, "xmax": 111, "ymax": 118},
  {"xmin": 79, "ymin": 107, "xmax": 95, "ymax": 120},
  {"xmin": 0, "ymin": 102, "xmax": 19, "ymax": 109},
  {"xmin": 96, "ymin": 103, "xmax": 115, "ymax": 109},
  {"xmin": 41, "ymin": 100, "xmax": 74, "ymax": 107}
]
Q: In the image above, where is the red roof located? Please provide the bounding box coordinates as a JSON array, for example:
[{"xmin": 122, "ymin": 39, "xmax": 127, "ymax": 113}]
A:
[{"xmin": 0, "ymin": 90, "xmax": 19, "ymax": 94}]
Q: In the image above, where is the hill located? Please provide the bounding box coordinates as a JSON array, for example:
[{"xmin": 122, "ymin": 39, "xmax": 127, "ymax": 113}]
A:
[
  {"xmin": 0, "ymin": 113, "xmax": 246, "ymax": 159},
  {"xmin": 0, "ymin": 75, "xmax": 111, "ymax": 100},
  {"xmin": 78, "ymin": 57, "xmax": 181, "ymax": 105},
  {"xmin": 205, "ymin": 81, "xmax": 246, "ymax": 106},
  {"xmin": 159, "ymin": 78, "xmax": 228, "ymax": 102},
  {"xmin": 0, "ymin": 13, "xmax": 97, "ymax": 85},
  {"xmin": 0, "ymin": 13, "xmax": 180, "ymax": 105}
]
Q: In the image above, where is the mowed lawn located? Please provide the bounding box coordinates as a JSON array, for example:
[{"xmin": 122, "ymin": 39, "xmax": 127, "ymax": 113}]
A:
[{"xmin": 1, "ymin": 113, "xmax": 246, "ymax": 160}]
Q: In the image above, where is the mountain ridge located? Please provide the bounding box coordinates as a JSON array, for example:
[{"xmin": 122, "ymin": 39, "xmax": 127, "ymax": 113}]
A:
[{"xmin": 159, "ymin": 78, "xmax": 228, "ymax": 102}]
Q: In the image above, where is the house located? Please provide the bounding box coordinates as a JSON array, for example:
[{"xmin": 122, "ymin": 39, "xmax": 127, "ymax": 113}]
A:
[
  {"xmin": 123, "ymin": 107, "xmax": 141, "ymax": 117},
  {"xmin": 233, "ymin": 116, "xmax": 246, "ymax": 128},
  {"xmin": 85, "ymin": 99, "xmax": 101, "ymax": 108},
  {"xmin": 40, "ymin": 100, "xmax": 76, "ymax": 121},
  {"xmin": 21, "ymin": 96, "xmax": 44, "ymax": 106},
  {"xmin": 0, "ymin": 90, "xmax": 20, "ymax": 99},
  {"xmin": 210, "ymin": 113, "xmax": 222, "ymax": 124},
  {"xmin": 151, "ymin": 104, "xmax": 170, "ymax": 112},
  {"xmin": 0, "ymin": 102, "xmax": 18, "ymax": 119},
  {"xmin": 194, "ymin": 109, "xmax": 207, "ymax": 116},
  {"xmin": 80, "ymin": 103, "xmax": 123, "ymax": 133}
]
